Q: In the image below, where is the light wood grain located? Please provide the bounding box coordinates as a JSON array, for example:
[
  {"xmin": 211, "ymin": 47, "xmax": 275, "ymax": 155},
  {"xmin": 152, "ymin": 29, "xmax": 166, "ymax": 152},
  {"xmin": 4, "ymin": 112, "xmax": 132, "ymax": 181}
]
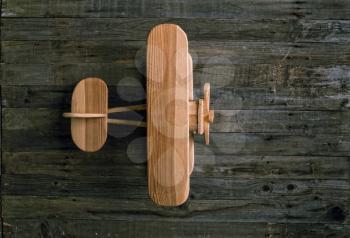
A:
[
  {"xmin": 147, "ymin": 24, "xmax": 190, "ymax": 206},
  {"xmin": 108, "ymin": 118, "xmax": 147, "ymax": 127},
  {"xmin": 62, "ymin": 113, "xmax": 106, "ymax": 118},
  {"xmin": 189, "ymin": 101, "xmax": 198, "ymax": 132},
  {"xmin": 188, "ymin": 54, "xmax": 194, "ymax": 175},
  {"xmin": 108, "ymin": 104, "xmax": 146, "ymax": 113},
  {"xmin": 203, "ymin": 83, "xmax": 213, "ymax": 144},
  {"xmin": 70, "ymin": 78, "xmax": 108, "ymax": 152}
]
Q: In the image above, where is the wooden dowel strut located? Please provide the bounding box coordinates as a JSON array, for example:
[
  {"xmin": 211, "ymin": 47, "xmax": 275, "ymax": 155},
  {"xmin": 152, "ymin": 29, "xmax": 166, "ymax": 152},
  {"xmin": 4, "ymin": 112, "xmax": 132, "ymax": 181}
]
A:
[
  {"xmin": 108, "ymin": 104, "xmax": 147, "ymax": 113},
  {"xmin": 108, "ymin": 118, "xmax": 147, "ymax": 127},
  {"xmin": 63, "ymin": 113, "xmax": 107, "ymax": 118}
]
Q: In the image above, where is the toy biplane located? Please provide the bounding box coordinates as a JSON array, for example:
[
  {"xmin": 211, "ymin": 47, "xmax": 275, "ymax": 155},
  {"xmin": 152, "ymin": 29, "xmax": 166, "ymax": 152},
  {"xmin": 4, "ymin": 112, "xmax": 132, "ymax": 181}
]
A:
[{"xmin": 63, "ymin": 24, "xmax": 214, "ymax": 206}]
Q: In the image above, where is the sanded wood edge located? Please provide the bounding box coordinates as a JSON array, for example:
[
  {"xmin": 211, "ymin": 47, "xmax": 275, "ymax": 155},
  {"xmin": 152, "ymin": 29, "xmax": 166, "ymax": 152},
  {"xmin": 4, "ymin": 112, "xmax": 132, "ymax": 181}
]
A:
[
  {"xmin": 188, "ymin": 54, "xmax": 195, "ymax": 175},
  {"xmin": 63, "ymin": 113, "xmax": 107, "ymax": 118}
]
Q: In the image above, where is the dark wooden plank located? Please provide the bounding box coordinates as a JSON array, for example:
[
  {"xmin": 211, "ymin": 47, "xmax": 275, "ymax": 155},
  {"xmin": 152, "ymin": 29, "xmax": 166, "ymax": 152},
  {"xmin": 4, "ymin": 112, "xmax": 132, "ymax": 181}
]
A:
[
  {"xmin": 2, "ymin": 40, "xmax": 350, "ymax": 66},
  {"xmin": 203, "ymin": 133, "xmax": 350, "ymax": 157},
  {"xmin": 212, "ymin": 110, "xmax": 350, "ymax": 134},
  {"xmin": 2, "ymin": 63, "xmax": 349, "ymax": 111},
  {"xmin": 2, "ymin": 18, "xmax": 350, "ymax": 43},
  {"xmin": 2, "ymin": 0, "xmax": 350, "ymax": 19},
  {"xmin": 4, "ymin": 220, "xmax": 350, "ymax": 238},
  {"xmin": 211, "ymin": 87, "xmax": 349, "ymax": 111},
  {"xmin": 2, "ymin": 85, "xmax": 349, "ymax": 111},
  {"xmin": 2, "ymin": 195, "xmax": 349, "ymax": 223},
  {"xmin": 3, "ymin": 219, "xmax": 350, "ymax": 238},
  {"xmin": 3, "ymin": 108, "xmax": 350, "ymax": 134},
  {"xmin": 2, "ymin": 63, "xmax": 350, "ymax": 90},
  {"xmin": 3, "ymin": 174, "xmax": 350, "ymax": 201},
  {"xmin": 3, "ymin": 151, "xmax": 350, "ymax": 179},
  {"xmin": 0, "ymin": 62, "xmax": 341, "ymax": 93},
  {"xmin": 0, "ymin": 63, "xmax": 143, "ymax": 86},
  {"xmin": 1, "ymin": 40, "xmax": 141, "ymax": 64},
  {"xmin": 1, "ymin": 128, "xmax": 143, "ymax": 152},
  {"xmin": 2, "ymin": 129, "xmax": 350, "ymax": 156}
]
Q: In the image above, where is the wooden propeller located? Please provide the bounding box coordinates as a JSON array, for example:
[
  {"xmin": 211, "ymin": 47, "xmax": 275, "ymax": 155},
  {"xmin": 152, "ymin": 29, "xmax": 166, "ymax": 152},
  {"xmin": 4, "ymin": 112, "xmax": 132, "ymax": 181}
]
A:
[{"xmin": 194, "ymin": 83, "xmax": 214, "ymax": 144}]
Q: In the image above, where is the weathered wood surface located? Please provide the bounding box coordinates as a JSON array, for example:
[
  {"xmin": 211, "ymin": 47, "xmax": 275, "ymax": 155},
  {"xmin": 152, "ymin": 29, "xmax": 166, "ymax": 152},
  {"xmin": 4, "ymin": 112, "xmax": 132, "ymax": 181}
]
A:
[
  {"xmin": 3, "ymin": 175, "xmax": 350, "ymax": 202},
  {"xmin": 2, "ymin": 0, "xmax": 350, "ymax": 19},
  {"xmin": 3, "ymin": 220, "xmax": 349, "ymax": 238},
  {"xmin": 3, "ymin": 194, "xmax": 349, "ymax": 223},
  {"xmin": 2, "ymin": 151, "xmax": 349, "ymax": 179},
  {"xmin": 3, "ymin": 108, "xmax": 350, "ymax": 134},
  {"xmin": 2, "ymin": 63, "xmax": 349, "ymax": 97},
  {"xmin": 3, "ymin": 84, "xmax": 349, "ymax": 111},
  {"xmin": 3, "ymin": 128, "xmax": 350, "ymax": 156},
  {"xmin": 2, "ymin": 18, "xmax": 350, "ymax": 43},
  {"xmin": 2, "ymin": 40, "xmax": 350, "ymax": 65},
  {"xmin": 1, "ymin": 0, "xmax": 350, "ymax": 237}
]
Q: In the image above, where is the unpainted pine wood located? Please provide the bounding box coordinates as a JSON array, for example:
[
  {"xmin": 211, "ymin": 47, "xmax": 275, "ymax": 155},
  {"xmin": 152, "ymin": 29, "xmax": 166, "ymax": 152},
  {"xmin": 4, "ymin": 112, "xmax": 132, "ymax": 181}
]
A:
[
  {"xmin": 147, "ymin": 24, "xmax": 190, "ymax": 206},
  {"xmin": 3, "ymin": 40, "xmax": 350, "ymax": 66},
  {"xmin": 189, "ymin": 101, "xmax": 199, "ymax": 132},
  {"xmin": 188, "ymin": 54, "xmax": 194, "ymax": 174},
  {"xmin": 3, "ymin": 219, "xmax": 350, "ymax": 238},
  {"xmin": 3, "ymin": 195, "xmax": 349, "ymax": 224},
  {"xmin": 3, "ymin": 151, "xmax": 350, "ymax": 179},
  {"xmin": 69, "ymin": 78, "xmax": 108, "ymax": 152},
  {"xmin": 3, "ymin": 0, "xmax": 350, "ymax": 19},
  {"xmin": 203, "ymin": 83, "xmax": 213, "ymax": 144},
  {"xmin": 63, "ymin": 113, "xmax": 106, "ymax": 118},
  {"xmin": 3, "ymin": 18, "xmax": 350, "ymax": 43},
  {"xmin": 108, "ymin": 104, "xmax": 146, "ymax": 113}
]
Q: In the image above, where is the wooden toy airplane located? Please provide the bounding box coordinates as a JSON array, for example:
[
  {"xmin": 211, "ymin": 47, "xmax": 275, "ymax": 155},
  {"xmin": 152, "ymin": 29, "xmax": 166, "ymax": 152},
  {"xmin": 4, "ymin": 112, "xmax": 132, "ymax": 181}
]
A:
[{"xmin": 63, "ymin": 24, "xmax": 214, "ymax": 206}]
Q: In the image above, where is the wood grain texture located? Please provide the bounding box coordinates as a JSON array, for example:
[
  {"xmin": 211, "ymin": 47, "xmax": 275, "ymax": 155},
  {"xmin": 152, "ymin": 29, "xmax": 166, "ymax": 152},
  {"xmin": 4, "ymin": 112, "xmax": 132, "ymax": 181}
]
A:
[
  {"xmin": 4, "ymin": 130, "xmax": 350, "ymax": 156},
  {"xmin": 188, "ymin": 55, "xmax": 194, "ymax": 174},
  {"xmin": 3, "ymin": 18, "xmax": 350, "ymax": 43},
  {"xmin": 1, "ymin": 0, "xmax": 350, "ymax": 236},
  {"xmin": 3, "ymin": 220, "xmax": 350, "ymax": 238},
  {"xmin": 2, "ymin": 152, "xmax": 349, "ymax": 179},
  {"xmin": 3, "ymin": 0, "xmax": 350, "ymax": 19},
  {"xmin": 3, "ymin": 195, "xmax": 349, "ymax": 223},
  {"xmin": 2, "ymin": 84, "xmax": 349, "ymax": 112},
  {"xmin": 2, "ymin": 40, "xmax": 350, "ymax": 66},
  {"xmin": 147, "ymin": 24, "xmax": 189, "ymax": 206},
  {"xmin": 69, "ymin": 78, "xmax": 108, "ymax": 152},
  {"xmin": 3, "ymin": 175, "xmax": 350, "ymax": 202}
]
